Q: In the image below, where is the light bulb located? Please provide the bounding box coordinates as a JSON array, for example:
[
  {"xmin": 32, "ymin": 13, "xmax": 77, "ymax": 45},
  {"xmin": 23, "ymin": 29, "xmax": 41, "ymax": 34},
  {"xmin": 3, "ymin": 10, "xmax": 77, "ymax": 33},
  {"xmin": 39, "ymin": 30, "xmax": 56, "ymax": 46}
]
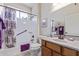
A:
[{"xmin": 42, "ymin": 19, "xmax": 46, "ymax": 23}]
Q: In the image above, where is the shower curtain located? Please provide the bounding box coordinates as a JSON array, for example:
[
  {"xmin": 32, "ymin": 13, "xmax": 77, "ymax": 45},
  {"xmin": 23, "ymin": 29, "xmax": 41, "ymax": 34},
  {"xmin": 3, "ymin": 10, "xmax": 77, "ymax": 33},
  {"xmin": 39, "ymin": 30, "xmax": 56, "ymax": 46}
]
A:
[
  {"xmin": 4, "ymin": 7, "xmax": 16, "ymax": 48},
  {"xmin": 0, "ymin": 29, "xmax": 1, "ymax": 49},
  {"xmin": 0, "ymin": 17, "xmax": 6, "ymax": 49}
]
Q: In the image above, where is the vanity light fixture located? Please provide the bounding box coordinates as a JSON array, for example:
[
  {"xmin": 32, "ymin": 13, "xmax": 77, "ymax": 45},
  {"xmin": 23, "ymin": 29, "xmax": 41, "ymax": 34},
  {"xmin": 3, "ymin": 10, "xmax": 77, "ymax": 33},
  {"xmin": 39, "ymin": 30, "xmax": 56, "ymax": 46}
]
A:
[
  {"xmin": 42, "ymin": 19, "xmax": 46, "ymax": 23},
  {"xmin": 41, "ymin": 18, "xmax": 47, "ymax": 28}
]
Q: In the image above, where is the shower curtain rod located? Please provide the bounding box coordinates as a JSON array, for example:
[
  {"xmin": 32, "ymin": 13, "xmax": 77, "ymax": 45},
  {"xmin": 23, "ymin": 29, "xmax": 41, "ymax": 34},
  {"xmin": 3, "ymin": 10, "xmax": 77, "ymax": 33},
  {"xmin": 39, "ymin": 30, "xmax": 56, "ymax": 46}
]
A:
[{"xmin": 0, "ymin": 5, "xmax": 37, "ymax": 16}]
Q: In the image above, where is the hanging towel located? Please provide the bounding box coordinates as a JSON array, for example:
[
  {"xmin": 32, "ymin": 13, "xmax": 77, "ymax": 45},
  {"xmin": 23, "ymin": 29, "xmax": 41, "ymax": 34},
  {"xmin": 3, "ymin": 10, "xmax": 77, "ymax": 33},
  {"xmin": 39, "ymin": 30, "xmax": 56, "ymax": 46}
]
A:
[
  {"xmin": 0, "ymin": 17, "xmax": 6, "ymax": 29},
  {"xmin": 0, "ymin": 17, "xmax": 6, "ymax": 49},
  {"xmin": 21, "ymin": 44, "xmax": 30, "ymax": 52}
]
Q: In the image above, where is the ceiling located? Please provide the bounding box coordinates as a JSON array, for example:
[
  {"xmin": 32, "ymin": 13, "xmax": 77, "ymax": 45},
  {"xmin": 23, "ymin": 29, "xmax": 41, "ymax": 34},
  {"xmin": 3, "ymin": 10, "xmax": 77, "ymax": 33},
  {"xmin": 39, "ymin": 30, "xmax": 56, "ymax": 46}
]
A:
[{"xmin": 23, "ymin": 3, "xmax": 38, "ymax": 8}]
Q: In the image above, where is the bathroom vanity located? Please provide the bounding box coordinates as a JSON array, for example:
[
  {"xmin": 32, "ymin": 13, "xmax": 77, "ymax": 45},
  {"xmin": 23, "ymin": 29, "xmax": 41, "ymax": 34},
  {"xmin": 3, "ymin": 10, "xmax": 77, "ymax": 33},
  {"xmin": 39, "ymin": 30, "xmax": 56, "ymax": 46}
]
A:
[{"xmin": 40, "ymin": 35, "xmax": 79, "ymax": 56}]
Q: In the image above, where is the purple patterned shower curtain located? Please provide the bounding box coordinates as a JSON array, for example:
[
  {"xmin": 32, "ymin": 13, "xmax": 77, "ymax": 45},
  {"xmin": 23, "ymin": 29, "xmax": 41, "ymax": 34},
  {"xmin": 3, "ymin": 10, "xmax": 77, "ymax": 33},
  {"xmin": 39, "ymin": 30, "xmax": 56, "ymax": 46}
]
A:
[
  {"xmin": 0, "ymin": 31, "xmax": 1, "ymax": 48},
  {"xmin": 0, "ymin": 18, "xmax": 6, "ymax": 49},
  {"xmin": 0, "ymin": 22, "xmax": 2, "ymax": 49},
  {"xmin": 4, "ymin": 7, "xmax": 16, "ymax": 48}
]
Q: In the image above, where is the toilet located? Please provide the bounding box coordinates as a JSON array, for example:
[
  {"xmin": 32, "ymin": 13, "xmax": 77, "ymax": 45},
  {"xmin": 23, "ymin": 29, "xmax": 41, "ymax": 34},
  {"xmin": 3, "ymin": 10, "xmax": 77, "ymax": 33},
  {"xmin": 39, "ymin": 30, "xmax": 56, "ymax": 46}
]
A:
[{"xmin": 30, "ymin": 43, "xmax": 41, "ymax": 56}]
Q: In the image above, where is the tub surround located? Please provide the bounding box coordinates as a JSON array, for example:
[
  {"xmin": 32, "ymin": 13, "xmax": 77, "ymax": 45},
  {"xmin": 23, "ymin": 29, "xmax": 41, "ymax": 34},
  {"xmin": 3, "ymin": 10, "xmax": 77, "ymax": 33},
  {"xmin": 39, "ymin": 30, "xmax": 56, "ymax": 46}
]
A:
[{"xmin": 40, "ymin": 35, "xmax": 79, "ymax": 56}]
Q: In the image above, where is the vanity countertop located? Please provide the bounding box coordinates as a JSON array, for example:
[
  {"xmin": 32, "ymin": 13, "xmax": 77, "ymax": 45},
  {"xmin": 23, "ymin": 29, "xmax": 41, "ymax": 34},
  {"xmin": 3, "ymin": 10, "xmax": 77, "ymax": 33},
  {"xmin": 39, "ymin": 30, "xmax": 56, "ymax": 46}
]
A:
[{"xmin": 39, "ymin": 35, "xmax": 79, "ymax": 51}]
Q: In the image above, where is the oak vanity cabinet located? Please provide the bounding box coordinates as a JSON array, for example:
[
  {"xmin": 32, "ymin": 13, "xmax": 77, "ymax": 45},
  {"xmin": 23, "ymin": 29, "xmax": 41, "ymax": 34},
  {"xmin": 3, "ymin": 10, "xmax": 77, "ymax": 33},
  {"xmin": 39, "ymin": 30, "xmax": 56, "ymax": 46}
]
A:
[
  {"xmin": 46, "ymin": 41, "xmax": 62, "ymax": 56},
  {"xmin": 53, "ymin": 51, "xmax": 61, "ymax": 56},
  {"xmin": 41, "ymin": 40, "xmax": 61, "ymax": 56},
  {"xmin": 77, "ymin": 52, "xmax": 79, "ymax": 56},
  {"xmin": 41, "ymin": 40, "xmax": 52, "ymax": 56},
  {"xmin": 42, "ymin": 46, "xmax": 52, "ymax": 56},
  {"xmin": 62, "ymin": 47, "xmax": 77, "ymax": 56},
  {"xmin": 41, "ymin": 39, "xmax": 78, "ymax": 56}
]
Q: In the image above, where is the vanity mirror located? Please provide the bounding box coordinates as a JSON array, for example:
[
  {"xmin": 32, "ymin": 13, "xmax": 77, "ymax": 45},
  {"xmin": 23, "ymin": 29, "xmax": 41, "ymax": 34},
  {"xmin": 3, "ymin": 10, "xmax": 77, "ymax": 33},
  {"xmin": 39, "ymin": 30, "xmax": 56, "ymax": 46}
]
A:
[
  {"xmin": 40, "ymin": 3, "xmax": 79, "ymax": 37},
  {"xmin": 65, "ymin": 13, "xmax": 79, "ymax": 36}
]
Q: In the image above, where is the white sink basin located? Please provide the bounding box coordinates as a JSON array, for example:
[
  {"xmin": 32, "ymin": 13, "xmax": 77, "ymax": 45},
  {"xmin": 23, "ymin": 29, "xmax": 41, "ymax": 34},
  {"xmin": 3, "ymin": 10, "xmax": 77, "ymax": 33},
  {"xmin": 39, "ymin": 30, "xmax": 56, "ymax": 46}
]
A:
[
  {"xmin": 53, "ymin": 39, "xmax": 67, "ymax": 43},
  {"xmin": 53, "ymin": 38, "xmax": 78, "ymax": 44}
]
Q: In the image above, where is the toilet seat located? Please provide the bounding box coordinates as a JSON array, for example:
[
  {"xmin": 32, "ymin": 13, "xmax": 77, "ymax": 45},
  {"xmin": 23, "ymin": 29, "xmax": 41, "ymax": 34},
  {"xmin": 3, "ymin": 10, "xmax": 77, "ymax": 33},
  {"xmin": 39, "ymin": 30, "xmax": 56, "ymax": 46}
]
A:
[{"xmin": 30, "ymin": 43, "xmax": 41, "ymax": 50}]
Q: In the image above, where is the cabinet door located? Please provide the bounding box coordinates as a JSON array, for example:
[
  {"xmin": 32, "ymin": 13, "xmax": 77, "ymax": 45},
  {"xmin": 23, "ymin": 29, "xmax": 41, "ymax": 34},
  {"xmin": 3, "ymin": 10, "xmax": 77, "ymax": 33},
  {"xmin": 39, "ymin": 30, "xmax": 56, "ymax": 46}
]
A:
[
  {"xmin": 63, "ymin": 47, "xmax": 77, "ymax": 56},
  {"xmin": 42, "ymin": 46, "xmax": 52, "ymax": 56},
  {"xmin": 46, "ymin": 42, "xmax": 61, "ymax": 53},
  {"xmin": 77, "ymin": 52, "xmax": 79, "ymax": 56},
  {"xmin": 53, "ymin": 51, "xmax": 61, "ymax": 56}
]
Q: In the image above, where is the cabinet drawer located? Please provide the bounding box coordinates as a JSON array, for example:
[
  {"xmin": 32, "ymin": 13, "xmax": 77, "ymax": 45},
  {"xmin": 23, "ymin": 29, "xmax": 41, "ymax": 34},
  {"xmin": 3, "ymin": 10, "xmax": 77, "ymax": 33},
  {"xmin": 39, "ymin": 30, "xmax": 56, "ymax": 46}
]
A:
[
  {"xmin": 42, "ymin": 46, "xmax": 52, "ymax": 56},
  {"xmin": 53, "ymin": 51, "xmax": 61, "ymax": 56},
  {"xmin": 63, "ymin": 47, "xmax": 77, "ymax": 56},
  {"xmin": 42, "ymin": 40, "xmax": 46, "ymax": 46},
  {"xmin": 77, "ymin": 52, "xmax": 79, "ymax": 56},
  {"xmin": 46, "ymin": 42, "xmax": 61, "ymax": 53}
]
